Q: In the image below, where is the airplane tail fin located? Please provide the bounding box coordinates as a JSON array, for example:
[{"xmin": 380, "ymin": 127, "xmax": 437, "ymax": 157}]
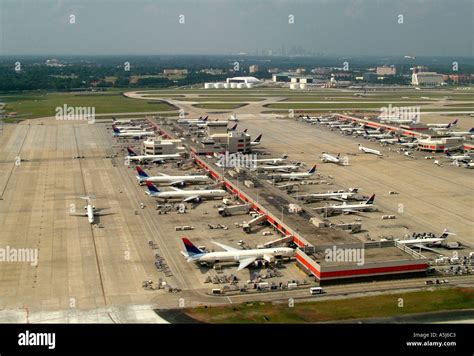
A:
[
  {"xmin": 308, "ymin": 164, "xmax": 317, "ymax": 174},
  {"xmin": 243, "ymin": 128, "xmax": 248, "ymax": 134},
  {"xmin": 282, "ymin": 154, "xmax": 288, "ymax": 159},
  {"xmin": 254, "ymin": 134, "xmax": 262, "ymax": 143},
  {"xmin": 145, "ymin": 180, "xmax": 160, "ymax": 193},
  {"xmin": 349, "ymin": 187, "xmax": 359, "ymax": 193},
  {"xmin": 136, "ymin": 166, "xmax": 149, "ymax": 178},
  {"xmin": 451, "ymin": 119, "xmax": 458, "ymax": 126},
  {"xmin": 182, "ymin": 238, "xmax": 205, "ymax": 257},
  {"xmin": 366, "ymin": 194, "xmax": 375, "ymax": 205},
  {"xmin": 203, "ymin": 116, "xmax": 208, "ymax": 121},
  {"xmin": 112, "ymin": 125, "xmax": 120, "ymax": 133},
  {"xmin": 127, "ymin": 147, "xmax": 138, "ymax": 156},
  {"xmin": 230, "ymin": 123, "xmax": 237, "ymax": 131},
  {"xmin": 469, "ymin": 128, "xmax": 474, "ymax": 133},
  {"xmin": 445, "ymin": 150, "xmax": 452, "ymax": 157}
]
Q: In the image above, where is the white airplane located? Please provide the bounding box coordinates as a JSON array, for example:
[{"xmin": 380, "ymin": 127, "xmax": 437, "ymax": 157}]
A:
[
  {"xmin": 445, "ymin": 150, "xmax": 471, "ymax": 162},
  {"xmin": 113, "ymin": 126, "xmax": 144, "ymax": 131},
  {"xmin": 358, "ymin": 144, "xmax": 382, "ymax": 156},
  {"xmin": 427, "ymin": 119, "xmax": 458, "ymax": 129},
  {"xmin": 321, "ymin": 152, "xmax": 347, "ymax": 165},
  {"xmin": 313, "ymin": 194, "xmax": 376, "ymax": 214},
  {"xmin": 364, "ymin": 129, "xmax": 393, "ymax": 139},
  {"xmin": 254, "ymin": 154, "xmax": 288, "ymax": 165},
  {"xmin": 135, "ymin": 166, "xmax": 210, "ymax": 186},
  {"xmin": 301, "ymin": 188, "xmax": 359, "ymax": 201},
  {"xmin": 112, "ymin": 126, "xmax": 154, "ymax": 138},
  {"xmin": 145, "ymin": 181, "xmax": 226, "ymax": 202},
  {"xmin": 112, "ymin": 118, "xmax": 131, "ymax": 125},
  {"xmin": 444, "ymin": 128, "xmax": 474, "ymax": 137},
  {"xmin": 257, "ymin": 164, "xmax": 301, "ymax": 172},
  {"xmin": 70, "ymin": 196, "xmax": 110, "ymax": 224},
  {"xmin": 126, "ymin": 147, "xmax": 181, "ymax": 163},
  {"xmin": 463, "ymin": 162, "xmax": 474, "ymax": 169},
  {"xmin": 302, "ymin": 115, "xmax": 322, "ymax": 124},
  {"xmin": 396, "ymin": 137, "xmax": 418, "ymax": 148},
  {"xmin": 268, "ymin": 165, "xmax": 317, "ymax": 181},
  {"xmin": 396, "ymin": 229, "xmax": 455, "ymax": 251},
  {"xmin": 181, "ymin": 238, "xmax": 295, "ymax": 271},
  {"xmin": 177, "ymin": 116, "xmax": 208, "ymax": 125},
  {"xmin": 250, "ymin": 134, "xmax": 263, "ymax": 146}
]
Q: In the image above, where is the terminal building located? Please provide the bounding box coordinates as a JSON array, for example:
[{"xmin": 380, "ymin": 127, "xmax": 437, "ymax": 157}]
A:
[{"xmin": 142, "ymin": 138, "xmax": 186, "ymax": 155}]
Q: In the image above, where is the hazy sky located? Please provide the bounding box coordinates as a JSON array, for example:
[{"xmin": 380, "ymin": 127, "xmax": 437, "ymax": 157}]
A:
[{"xmin": 1, "ymin": 0, "xmax": 472, "ymax": 57}]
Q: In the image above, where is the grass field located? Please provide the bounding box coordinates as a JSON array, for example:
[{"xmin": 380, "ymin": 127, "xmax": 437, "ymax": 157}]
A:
[
  {"xmin": 185, "ymin": 288, "xmax": 474, "ymax": 323},
  {"xmin": 0, "ymin": 92, "xmax": 178, "ymax": 119},
  {"xmin": 193, "ymin": 103, "xmax": 248, "ymax": 109},
  {"xmin": 264, "ymin": 102, "xmax": 430, "ymax": 109}
]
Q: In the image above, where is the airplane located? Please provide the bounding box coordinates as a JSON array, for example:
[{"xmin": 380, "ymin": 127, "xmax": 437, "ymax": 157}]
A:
[
  {"xmin": 300, "ymin": 188, "xmax": 359, "ymax": 201},
  {"xmin": 254, "ymin": 154, "xmax": 288, "ymax": 165},
  {"xmin": 396, "ymin": 137, "xmax": 418, "ymax": 148},
  {"xmin": 70, "ymin": 196, "xmax": 110, "ymax": 224},
  {"xmin": 378, "ymin": 137, "xmax": 400, "ymax": 145},
  {"xmin": 303, "ymin": 115, "xmax": 322, "ymax": 124},
  {"xmin": 443, "ymin": 128, "xmax": 474, "ymax": 137},
  {"xmin": 181, "ymin": 238, "xmax": 295, "ymax": 271},
  {"xmin": 445, "ymin": 150, "xmax": 471, "ymax": 162},
  {"xmin": 112, "ymin": 126, "xmax": 154, "ymax": 138},
  {"xmin": 396, "ymin": 229, "xmax": 455, "ymax": 251},
  {"xmin": 321, "ymin": 152, "xmax": 347, "ymax": 165},
  {"xmin": 313, "ymin": 194, "xmax": 376, "ymax": 214},
  {"xmin": 113, "ymin": 125, "xmax": 144, "ymax": 131},
  {"xmin": 268, "ymin": 164, "xmax": 317, "ymax": 181},
  {"xmin": 126, "ymin": 147, "xmax": 182, "ymax": 163},
  {"xmin": 135, "ymin": 166, "xmax": 210, "ymax": 186},
  {"xmin": 358, "ymin": 144, "xmax": 382, "ymax": 156},
  {"xmin": 427, "ymin": 119, "xmax": 458, "ymax": 129},
  {"xmin": 177, "ymin": 116, "xmax": 208, "ymax": 125},
  {"xmin": 251, "ymin": 134, "xmax": 263, "ymax": 146},
  {"xmin": 145, "ymin": 181, "xmax": 226, "ymax": 202},
  {"xmin": 363, "ymin": 129, "xmax": 393, "ymax": 139},
  {"xmin": 257, "ymin": 164, "xmax": 301, "ymax": 172},
  {"xmin": 463, "ymin": 162, "xmax": 474, "ymax": 169},
  {"xmin": 112, "ymin": 118, "xmax": 131, "ymax": 125}
]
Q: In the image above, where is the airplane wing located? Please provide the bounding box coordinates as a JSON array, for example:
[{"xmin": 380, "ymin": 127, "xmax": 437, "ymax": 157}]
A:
[
  {"xmin": 170, "ymin": 180, "xmax": 185, "ymax": 187},
  {"xmin": 277, "ymin": 169, "xmax": 291, "ymax": 173},
  {"xmin": 182, "ymin": 195, "xmax": 200, "ymax": 202},
  {"xmin": 237, "ymin": 257, "xmax": 257, "ymax": 271},
  {"xmin": 70, "ymin": 213, "xmax": 87, "ymax": 217},
  {"xmin": 169, "ymin": 186, "xmax": 182, "ymax": 191},
  {"xmin": 212, "ymin": 241, "xmax": 240, "ymax": 252}
]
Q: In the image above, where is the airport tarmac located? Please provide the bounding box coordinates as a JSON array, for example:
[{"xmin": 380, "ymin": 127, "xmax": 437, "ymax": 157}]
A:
[{"xmin": 234, "ymin": 116, "xmax": 473, "ymax": 247}]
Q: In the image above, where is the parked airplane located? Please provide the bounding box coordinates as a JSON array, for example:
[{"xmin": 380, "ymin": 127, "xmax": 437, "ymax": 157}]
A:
[
  {"xmin": 313, "ymin": 194, "xmax": 376, "ymax": 214},
  {"xmin": 257, "ymin": 164, "xmax": 300, "ymax": 172},
  {"xmin": 70, "ymin": 196, "xmax": 110, "ymax": 224},
  {"xmin": 427, "ymin": 119, "xmax": 458, "ymax": 129},
  {"xmin": 301, "ymin": 188, "xmax": 359, "ymax": 201},
  {"xmin": 358, "ymin": 144, "xmax": 382, "ymax": 156},
  {"xmin": 181, "ymin": 238, "xmax": 295, "ymax": 271},
  {"xmin": 126, "ymin": 147, "xmax": 181, "ymax": 163},
  {"xmin": 177, "ymin": 116, "xmax": 208, "ymax": 125},
  {"xmin": 364, "ymin": 129, "xmax": 393, "ymax": 139},
  {"xmin": 112, "ymin": 118, "xmax": 131, "ymax": 125},
  {"xmin": 321, "ymin": 152, "xmax": 347, "ymax": 165},
  {"xmin": 396, "ymin": 137, "xmax": 418, "ymax": 148},
  {"xmin": 445, "ymin": 150, "xmax": 471, "ymax": 161},
  {"xmin": 135, "ymin": 166, "xmax": 210, "ymax": 186},
  {"xmin": 268, "ymin": 165, "xmax": 317, "ymax": 181},
  {"xmin": 254, "ymin": 154, "xmax": 288, "ymax": 165},
  {"xmin": 113, "ymin": 125, "xmax": 144, "ymax": 131},
  {"xmin": 251, "ymin": 134, "xmax": 263, "ymax": 146},
  {"xmin": 396, "ymin": 229, "xmax": 455, "ymax": 251},
  {"xmin": 444, "ymin": 128, "xmax": 474, "ymax": 137},
  {"xmin": 145, "ymin": 181, "xmax": 226, "ymax": 202},
  {"xmin": 112, "ymin": 126, "xmax": 154, "ymax": 138}
]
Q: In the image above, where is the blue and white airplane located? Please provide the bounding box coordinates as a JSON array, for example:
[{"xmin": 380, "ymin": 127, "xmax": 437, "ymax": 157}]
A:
[{"xmin": 145, "ymin": 181, "xmax": 226, "ymax": 202}]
